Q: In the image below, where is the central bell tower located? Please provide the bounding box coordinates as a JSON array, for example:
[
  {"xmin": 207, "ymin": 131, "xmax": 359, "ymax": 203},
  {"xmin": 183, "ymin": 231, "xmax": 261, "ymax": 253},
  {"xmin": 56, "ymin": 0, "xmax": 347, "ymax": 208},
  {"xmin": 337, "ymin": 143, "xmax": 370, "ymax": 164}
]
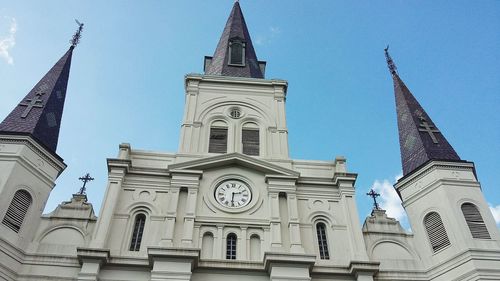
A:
[{"xmin": 178, "ymin": 2, "xmax": 289, "ymax": 159}]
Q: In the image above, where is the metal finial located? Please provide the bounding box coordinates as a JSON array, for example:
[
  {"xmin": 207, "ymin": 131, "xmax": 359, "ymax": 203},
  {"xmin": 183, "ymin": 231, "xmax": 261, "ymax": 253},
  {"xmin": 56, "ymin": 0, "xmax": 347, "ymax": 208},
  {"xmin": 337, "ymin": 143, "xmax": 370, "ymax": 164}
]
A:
[
  {"xmin": 384, "ymin": 45, "xmax": 398, "ymax": 76},
  {"xmin": 367, "ymin": 188, "xmax": 381, "ymax": 211},
  {"xmin": 78, "ymin": 173, "xmax": 94, "ymax": 195},
  {"xmin": 70, "ymin": 19, "xmax": 84, "ymax": 48}
]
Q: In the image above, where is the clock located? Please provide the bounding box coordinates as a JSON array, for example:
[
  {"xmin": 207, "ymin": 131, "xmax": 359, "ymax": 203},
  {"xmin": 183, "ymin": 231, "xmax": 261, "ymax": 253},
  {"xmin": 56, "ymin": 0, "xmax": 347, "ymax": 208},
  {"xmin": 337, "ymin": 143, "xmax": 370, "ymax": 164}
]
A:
[{"xmin": 215, "ymin": 180, "xmax": 252, "ymax": 208}]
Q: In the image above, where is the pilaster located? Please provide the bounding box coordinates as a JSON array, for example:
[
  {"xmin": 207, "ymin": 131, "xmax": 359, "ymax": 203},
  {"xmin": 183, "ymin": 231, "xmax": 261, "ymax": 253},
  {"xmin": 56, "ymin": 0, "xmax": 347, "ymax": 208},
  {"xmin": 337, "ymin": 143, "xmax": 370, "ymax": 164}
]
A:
[
  {"xmin": 264, "ymin": 252, "xmax": 315, "ymax": 281},
  {"xmin": 148, "ymin": 247, "xmax": 200, "ymax": 281},
  {"xmin": 336, "ymin": 172, "xmax": 369, "ymax": 261},
  {"xmin": 76, "ymin": 248, "xmax": 110, "ymax": 281},
  {"xmin": 90, "ymin": 149, "xmax": 130, "ymax": 248}
]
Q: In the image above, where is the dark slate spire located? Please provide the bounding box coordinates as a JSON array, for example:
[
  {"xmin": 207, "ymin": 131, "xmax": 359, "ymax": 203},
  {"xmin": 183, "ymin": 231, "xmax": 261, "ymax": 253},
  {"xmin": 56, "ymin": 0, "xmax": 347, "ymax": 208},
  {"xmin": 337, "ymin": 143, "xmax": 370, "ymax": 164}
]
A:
[
  {"xmin": 0, "ymin": 33, "xmax": 78, "ymax": 153},
  {"xmin": 205, "ymin": 1, "xmax": 265, "ymax": 78},
  {"xmin": 385, "ymin": 47, "xmax": 461, "ymax": 176}
]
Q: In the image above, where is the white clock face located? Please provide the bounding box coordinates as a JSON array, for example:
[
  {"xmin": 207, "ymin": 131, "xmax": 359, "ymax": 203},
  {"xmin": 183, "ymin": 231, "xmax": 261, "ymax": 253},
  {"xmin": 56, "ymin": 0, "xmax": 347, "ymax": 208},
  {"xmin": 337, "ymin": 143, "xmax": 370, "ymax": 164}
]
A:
[{"xmin": 215, "ymin": 180, "xmax": 252, "ymax": 208}]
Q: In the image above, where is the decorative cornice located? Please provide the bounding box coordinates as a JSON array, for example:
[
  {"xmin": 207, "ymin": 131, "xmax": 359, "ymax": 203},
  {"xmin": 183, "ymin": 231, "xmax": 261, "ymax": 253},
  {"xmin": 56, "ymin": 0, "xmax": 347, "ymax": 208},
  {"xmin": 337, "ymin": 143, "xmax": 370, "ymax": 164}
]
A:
[{"xmin": 0, "ymin": 134, "xmax": 66, "ymax": 175}]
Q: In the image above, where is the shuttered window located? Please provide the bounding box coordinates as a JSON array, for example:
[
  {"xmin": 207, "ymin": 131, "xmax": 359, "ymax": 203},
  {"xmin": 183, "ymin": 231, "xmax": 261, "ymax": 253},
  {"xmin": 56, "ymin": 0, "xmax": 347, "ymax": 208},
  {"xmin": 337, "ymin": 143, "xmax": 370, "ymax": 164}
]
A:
[
  {"xmin": 226, "ymin": 233, "xmax": 237, "ymax": 260},
  {"xmin": 129, "ymin": 214, "xmax": 146, "ymax": 251},
  {"xmin": 242, "ymin": 129, "xmax": 259, "ymax": 156},
  {"xmin": 229, "ymin": 41, "xmax": 244, "ymax": 65},
  {"xmin": 424, "ymin": 212, "xmax": 451, "ymax": 253},
  {"xmin": 461, "ymin": 203, "xmax": 490, "ymax": 239},
  {"xmin": 209, "ymin": 127, "xmax": 228, "ymax": 153},
  {"xmin": 316, "ymin": 223, "xmax": 330, "ymax": 260},
  {"xmin": 2, "ymin": 190, "xmax": 32, "ymax": 233}
]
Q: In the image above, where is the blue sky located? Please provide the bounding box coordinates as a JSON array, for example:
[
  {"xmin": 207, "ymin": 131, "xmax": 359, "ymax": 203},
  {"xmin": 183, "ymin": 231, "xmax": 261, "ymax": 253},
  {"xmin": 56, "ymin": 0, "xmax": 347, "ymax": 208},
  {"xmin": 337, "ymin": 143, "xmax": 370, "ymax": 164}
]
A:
[{"xmin": 1, "ymin": 1, "xmax": 499, "ymax": 228}]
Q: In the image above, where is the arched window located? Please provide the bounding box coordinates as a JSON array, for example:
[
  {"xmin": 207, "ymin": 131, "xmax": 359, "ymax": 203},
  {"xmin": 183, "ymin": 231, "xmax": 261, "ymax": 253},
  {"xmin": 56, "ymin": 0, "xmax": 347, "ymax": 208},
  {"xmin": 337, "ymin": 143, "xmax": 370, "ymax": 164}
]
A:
[
  {"xmin": 316, "ymin": 222, "xmax": 330, "ymax": 259},
  {"xmin": 242, "ymin": 122, "xmax": 259, "ymax": 156},
  {"xmin": 2, "ymin": 190, "xmax": 32, "ymax": 233},
  {"xmin": 209, "ymin": 121, "xmax": 228, "ymax": 153},
  {"xmin": 424, "ymin": 212, "xmax": 451, "ymax": 252},
  {"xmin": 461, "ymin": 203, "xmax": 490, "ymax": 239},
  {"xmin": 229, "ymin": 40, "xmax": 245, "ymax": 65},
  {"xmin": 226, "ymin": 233, "xmax": 237, "ymax": 260},
  {"xmin": 129, "ymin": 214, "xmax": 146, "ymax": 251}
]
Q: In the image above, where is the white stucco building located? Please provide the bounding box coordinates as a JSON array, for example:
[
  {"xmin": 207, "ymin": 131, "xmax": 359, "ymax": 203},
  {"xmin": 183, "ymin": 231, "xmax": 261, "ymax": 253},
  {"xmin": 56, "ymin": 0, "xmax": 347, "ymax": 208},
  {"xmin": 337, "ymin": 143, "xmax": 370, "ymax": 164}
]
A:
[{"xmin": 1, "ymin": 3, "xmax": 499, "ymax": 281}]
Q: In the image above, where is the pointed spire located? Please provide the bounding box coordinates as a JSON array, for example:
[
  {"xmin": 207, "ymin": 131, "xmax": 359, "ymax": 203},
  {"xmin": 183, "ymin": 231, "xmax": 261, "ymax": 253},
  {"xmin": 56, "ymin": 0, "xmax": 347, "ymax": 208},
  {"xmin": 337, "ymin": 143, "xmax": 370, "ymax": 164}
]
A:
[
  {"xmin": 386, "ymin": 47, "xmax": 461, "ymax": 176},
  {"xmin": 0, "ymin": 23, "xmax": 81, "ymax": 153},
  {"xmin": 205, "ymin": 1, "xmax": 265, "ymax": 78}
]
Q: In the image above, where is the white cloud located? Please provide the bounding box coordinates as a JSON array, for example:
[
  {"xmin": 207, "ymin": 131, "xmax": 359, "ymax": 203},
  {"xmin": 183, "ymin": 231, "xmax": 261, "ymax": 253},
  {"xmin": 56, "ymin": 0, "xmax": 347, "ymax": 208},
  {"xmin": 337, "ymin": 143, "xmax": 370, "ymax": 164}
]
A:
[
  {"xmin": 255, "ymin": 26, "xmax": 281, "ymax": 46},
  {"xmin": 489, "ymin": 204, "xmax": 500, "ymax": 225},
  {"xmin": 0, "ymin": 17, "xmax": 17, "ymax": 65},
  {"xmin": 371, "ymin": 173, "xmax": 407, "ymax": 221}
]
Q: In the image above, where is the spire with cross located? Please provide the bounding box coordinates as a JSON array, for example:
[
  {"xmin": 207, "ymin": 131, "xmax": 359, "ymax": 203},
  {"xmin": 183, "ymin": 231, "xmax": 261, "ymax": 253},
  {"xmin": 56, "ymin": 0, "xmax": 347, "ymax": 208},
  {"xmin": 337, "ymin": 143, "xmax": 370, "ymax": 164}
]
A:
[
  {"xmin": 0, "ymin": 20, "xmax": 81, "ymax": 152},
  {"xmin": 78, "ymin": 173, "xmax": 94, "ymax": 195},
  {"xmin": 385, "ymin": 47, "xmax": 461, "ymax": 178}
]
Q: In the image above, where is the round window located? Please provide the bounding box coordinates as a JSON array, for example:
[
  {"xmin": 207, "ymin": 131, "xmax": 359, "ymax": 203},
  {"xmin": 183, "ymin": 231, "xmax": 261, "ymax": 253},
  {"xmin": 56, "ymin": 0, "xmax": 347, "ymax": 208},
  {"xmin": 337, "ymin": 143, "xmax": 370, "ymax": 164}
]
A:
[{"xmin": 230, "ymin": 108, "xmax": 241, "ymax": 119}]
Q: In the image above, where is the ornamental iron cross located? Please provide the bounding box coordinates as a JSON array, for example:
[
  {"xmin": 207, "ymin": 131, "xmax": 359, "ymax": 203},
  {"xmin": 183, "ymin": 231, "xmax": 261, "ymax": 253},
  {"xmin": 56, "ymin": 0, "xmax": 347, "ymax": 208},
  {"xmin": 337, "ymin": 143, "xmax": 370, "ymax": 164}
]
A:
[
  {"xmin": 19, "ymin": 92, "xmax": 45, "ymax": 118},
  {"xmin": 367, "ymin": 189, "xmax": 381, "ymax": 210},
  {"xmin": 418, "ymin": 116, "xmax": 440, "ymax": 144},
  {"xmin": 78, "ymin": 173, "xmax": 94, "ymax": 195}
]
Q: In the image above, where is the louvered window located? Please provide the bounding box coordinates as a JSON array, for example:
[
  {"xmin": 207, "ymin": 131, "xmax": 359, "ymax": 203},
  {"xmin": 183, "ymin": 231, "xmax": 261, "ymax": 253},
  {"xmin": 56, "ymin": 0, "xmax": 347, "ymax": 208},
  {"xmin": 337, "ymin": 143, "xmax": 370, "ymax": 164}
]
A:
[
  {"xmin": 316, "ymin": 223, "xmax": 330, "ymax": 260},
  {"xmin": 2, "ymin": 190, "xmax": 32, "ymax": 233},
  {"xmin": 229, "ymin": 41, "xmax": 245, "ymax": 66},
  {"xmin": 424, "ymin": 212, "xmax": 451, "ymax": 253},
  {"xmin": 461, "ymin": 203, "xmax": 490, "ymax": 239},
  {"xmin": 226, "ymin": 233, "xmax": 237, "ymax": 260},
  {"xmin": 209, "ymin": 127, "xmax": 228, "ymax": 153},
  {"xmin": 242, "ymin": 129, "xmax": 259, "ymax": 156},
  {"xmin": 129, "ymin": 214, "xmax": 146, "ymax": 251}
]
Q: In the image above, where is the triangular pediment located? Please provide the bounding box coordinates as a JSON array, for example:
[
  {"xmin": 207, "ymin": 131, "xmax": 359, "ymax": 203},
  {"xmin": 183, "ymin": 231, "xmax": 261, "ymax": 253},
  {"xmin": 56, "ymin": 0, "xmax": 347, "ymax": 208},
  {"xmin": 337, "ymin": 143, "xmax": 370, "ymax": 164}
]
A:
[{"xmin": 168, "ymin": 153, "xmax": 299, "ymax": 177}]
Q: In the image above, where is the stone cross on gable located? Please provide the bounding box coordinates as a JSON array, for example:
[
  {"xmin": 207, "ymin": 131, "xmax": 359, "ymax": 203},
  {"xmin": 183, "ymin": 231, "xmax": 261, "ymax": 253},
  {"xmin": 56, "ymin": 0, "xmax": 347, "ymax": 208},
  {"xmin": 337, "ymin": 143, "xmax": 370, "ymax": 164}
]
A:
[
  {"xmin": 418, "ymin": 116, "xmax": 440, "ymax": 144},
  {"xmin": 78, "ymin": 173, "xmax": 94, "ymax": 195},
  {"xmin": 367, "ymin": 189, "xmax": 381, "ymax": 210},
  {"xmin": 19, "ymin": 92, "xmax": 45, "ymax": 118}
]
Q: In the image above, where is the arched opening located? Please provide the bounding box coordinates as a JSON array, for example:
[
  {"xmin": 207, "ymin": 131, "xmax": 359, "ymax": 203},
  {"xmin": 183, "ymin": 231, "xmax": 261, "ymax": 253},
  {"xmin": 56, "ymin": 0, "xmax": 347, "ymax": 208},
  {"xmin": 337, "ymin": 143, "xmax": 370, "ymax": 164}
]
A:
[
  {"xmin": 209, "ymin": 120, "xmax": 228, "ymax": 153},
  {"xmin": 461, "ymin": 203, "xmax": 490, "ymax": 239},
  {"xmin": 316, "ymin": 222, "xmax": 330, "ymax": 259},
  {"xmin": 226, "ymin": 233, "xmax": 237, "ymax": 260},
  {"xmin": 129, "ymin": 213, "xmax": 146, "ymax": 251},
  {"xmin": 202, "ymin": 232, "xmax": 215, "ymax": 259},
  {"xmin": 249, "ymin": 234, "xmax": 261, "ymax": 260},
  {"xmin": 2, "ymin": 189, "xmax": 32, "ymax": 233},
  {"xmin": 424, "ymin": 212, "xmax": 450, "ymax": 252},
  {"xmin": 242, "ymin": 122, "xmax": 259, "ymax": 156}
]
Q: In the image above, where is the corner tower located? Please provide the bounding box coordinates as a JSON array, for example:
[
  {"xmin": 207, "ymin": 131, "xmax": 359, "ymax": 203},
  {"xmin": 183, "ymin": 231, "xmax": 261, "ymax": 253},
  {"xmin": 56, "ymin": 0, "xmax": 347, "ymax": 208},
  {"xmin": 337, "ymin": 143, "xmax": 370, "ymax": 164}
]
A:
[
  {"xmin": 0, "ymin": 24, "xmax": 82, "ymax": 251},
  {"xmin": 179, "ymin": 1, "xmax": 289, "ymax": 159},
  {"xmin": 387, "ymin": 48, "xmax": 500, "ymax": 279}
]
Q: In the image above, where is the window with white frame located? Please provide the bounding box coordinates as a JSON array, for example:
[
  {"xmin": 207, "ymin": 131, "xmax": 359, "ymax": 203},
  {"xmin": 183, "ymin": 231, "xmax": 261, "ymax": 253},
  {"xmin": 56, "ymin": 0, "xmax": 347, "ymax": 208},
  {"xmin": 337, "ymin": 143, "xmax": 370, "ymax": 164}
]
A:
[
  {"xmin": 316, "ymin": 222, "xmax": 330, "ymax": 259},
  {"xmin": 129, "ymin": 213, "xmax": 146, "ymax": 251},
  {"xmin": 226, "ymin": 233, "xmax": 237, "ymax": 260}
]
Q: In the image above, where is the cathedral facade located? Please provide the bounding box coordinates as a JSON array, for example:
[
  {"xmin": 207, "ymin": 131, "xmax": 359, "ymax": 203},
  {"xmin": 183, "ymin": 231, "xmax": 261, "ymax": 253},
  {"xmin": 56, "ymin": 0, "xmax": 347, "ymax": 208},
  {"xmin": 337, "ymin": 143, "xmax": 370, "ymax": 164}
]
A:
[{"xmin": 0, "ymin": 3, "xmax": 499, "ymax": 281}]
